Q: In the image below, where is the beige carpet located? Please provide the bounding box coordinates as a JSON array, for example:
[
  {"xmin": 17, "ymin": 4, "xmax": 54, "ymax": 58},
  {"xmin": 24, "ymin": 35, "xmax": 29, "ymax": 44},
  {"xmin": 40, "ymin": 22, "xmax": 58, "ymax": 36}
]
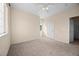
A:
[{"xmin": 8, "ymin": 39, "xmax": 79, "ymax": 56}]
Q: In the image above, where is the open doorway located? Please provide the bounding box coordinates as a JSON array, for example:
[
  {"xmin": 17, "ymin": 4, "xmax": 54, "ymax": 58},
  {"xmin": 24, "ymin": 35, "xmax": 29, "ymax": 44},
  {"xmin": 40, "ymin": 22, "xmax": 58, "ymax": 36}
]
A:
[{"xmin": 70, "ymin": 16, "xmax": 79, "ymax": 44}]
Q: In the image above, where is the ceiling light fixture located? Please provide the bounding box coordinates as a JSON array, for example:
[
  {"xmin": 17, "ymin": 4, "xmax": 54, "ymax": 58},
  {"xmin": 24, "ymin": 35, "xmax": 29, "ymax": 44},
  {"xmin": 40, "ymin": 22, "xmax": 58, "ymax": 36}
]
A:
[
  {"xmin": 39, "ymin": 5, "xmax": 49, "ymax": 19},
  {"xmin": 42, "ymin": 7, "xmax": 48, "ymax": 11}
]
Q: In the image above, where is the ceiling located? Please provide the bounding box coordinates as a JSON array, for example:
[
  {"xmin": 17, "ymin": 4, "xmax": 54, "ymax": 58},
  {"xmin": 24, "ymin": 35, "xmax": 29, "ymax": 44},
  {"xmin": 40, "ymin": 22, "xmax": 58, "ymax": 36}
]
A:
[{"xmin": 10, "ymin": 3, "xmax": 79, "ymax": 17}]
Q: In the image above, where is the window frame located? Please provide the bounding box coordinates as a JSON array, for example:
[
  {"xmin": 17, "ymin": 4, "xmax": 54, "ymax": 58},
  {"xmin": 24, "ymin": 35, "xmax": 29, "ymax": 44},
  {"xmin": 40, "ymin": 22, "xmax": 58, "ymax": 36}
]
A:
[{"xmin": 0, "ymin": 3, "xmax": 8, "ymax": 37}]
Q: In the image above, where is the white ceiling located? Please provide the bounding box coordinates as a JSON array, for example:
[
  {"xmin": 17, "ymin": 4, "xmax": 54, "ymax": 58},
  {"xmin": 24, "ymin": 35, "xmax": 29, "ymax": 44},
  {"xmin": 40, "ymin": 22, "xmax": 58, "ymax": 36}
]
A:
[{"xmin": 10, "ymin": 3, "xmax": 79, "ymax": 17}]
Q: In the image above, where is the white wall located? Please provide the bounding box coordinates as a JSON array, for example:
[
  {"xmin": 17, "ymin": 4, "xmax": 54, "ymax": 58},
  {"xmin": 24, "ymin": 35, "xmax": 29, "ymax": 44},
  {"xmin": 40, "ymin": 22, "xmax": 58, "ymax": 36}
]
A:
[
  {"xmin": 0, "ymin": 4, "xmax": 11, "ymax": 56},
  {"xmin": 0, "ymin": 34, "xmax": 10, "ymax": 56},
  {"xmin": 45, "ymin": 6, "xmax": 79, "ymax": 43},
  {"xmin": 11, "ymin": 8, "xmax": 40, "ymax": 44}
]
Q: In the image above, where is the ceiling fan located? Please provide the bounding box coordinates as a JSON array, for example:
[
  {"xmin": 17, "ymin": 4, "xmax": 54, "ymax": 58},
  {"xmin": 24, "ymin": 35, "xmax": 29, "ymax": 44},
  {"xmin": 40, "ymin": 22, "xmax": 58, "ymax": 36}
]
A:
[
  {"xmin": 36, "ymin": 3, "xmax": 55, "ymax": 11},
  {"xmin": 34, "ymin": 3, "xmax": 57, "ymax": 19}
]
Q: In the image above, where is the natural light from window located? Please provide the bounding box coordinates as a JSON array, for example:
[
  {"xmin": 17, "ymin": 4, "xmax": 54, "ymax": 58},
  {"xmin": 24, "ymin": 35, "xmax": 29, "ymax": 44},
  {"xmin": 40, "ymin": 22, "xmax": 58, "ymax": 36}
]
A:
[{"xmin": 0, "ymin": 3, "xmax": 4, "ymax": 35}]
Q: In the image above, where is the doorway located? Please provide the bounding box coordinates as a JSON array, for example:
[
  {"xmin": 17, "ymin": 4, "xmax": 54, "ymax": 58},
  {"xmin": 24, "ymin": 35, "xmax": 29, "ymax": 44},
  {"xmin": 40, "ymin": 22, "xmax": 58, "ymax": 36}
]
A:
[{"xmin": 70, "ymin": 16, "xmax": 79, "ymax": 44}]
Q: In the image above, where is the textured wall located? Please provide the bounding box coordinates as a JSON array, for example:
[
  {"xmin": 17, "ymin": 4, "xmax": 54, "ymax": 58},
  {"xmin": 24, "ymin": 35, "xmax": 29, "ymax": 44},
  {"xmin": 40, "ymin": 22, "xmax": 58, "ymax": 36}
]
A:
[
  {"xmin": 45, "ymin": 6, "xmax": 79, "ymax": 43},
  {"xmin": 11, "ymin": 8, "xmax": 40, "ymax": 44}
]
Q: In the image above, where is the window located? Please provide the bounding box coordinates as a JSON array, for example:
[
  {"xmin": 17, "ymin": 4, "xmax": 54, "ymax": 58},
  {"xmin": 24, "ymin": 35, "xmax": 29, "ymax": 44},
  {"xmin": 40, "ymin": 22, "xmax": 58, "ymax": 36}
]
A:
[{"xmin": 0, "ymin": 3, "xmax": 5, "ymax": 34}]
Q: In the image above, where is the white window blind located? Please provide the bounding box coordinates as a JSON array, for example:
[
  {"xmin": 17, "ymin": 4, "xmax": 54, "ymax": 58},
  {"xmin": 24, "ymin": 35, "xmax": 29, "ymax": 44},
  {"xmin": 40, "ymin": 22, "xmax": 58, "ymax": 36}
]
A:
[{"xmin": 0, "ymin": 3, "xmax": 4, "ymax": 34}]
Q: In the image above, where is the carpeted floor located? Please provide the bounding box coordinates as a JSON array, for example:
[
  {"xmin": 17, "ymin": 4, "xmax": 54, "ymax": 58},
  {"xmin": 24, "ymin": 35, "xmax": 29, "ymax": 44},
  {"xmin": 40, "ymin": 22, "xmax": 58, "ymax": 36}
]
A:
[{"xmin": 8, "ymin": 39, "xmax": 79, "ymax": 56}]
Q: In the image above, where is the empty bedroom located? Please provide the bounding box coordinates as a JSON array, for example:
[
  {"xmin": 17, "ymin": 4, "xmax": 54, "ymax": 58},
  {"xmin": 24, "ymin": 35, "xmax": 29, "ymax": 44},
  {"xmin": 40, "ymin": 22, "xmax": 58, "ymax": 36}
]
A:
[{"xmin": 0, "ymin": 3, "xmax": 79, "ymax": 56}]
